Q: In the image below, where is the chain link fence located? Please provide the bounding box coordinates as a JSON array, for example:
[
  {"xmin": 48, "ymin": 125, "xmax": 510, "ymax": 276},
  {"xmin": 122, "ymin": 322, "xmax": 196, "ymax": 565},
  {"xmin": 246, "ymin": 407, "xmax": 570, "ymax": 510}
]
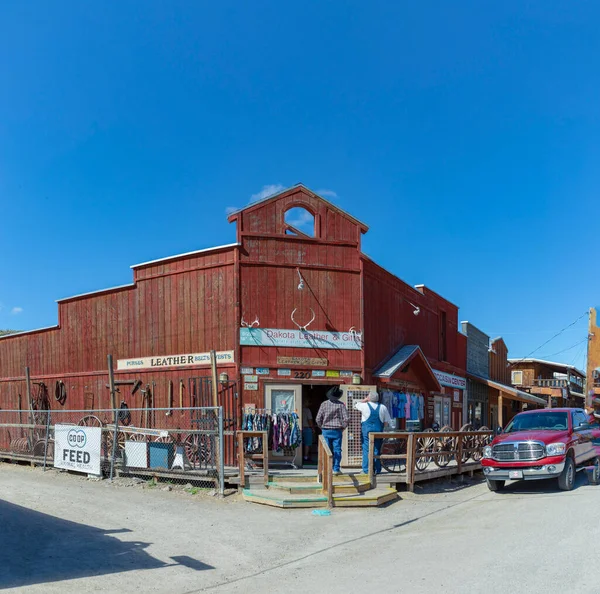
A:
[{"xmin": 0, "ymin": 407, "xmax": 225, "ymax": 494}]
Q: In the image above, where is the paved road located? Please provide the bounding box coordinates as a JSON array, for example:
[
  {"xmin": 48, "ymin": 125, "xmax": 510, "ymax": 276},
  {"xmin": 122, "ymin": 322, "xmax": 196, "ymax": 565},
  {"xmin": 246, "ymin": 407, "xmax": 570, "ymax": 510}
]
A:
[{"xmin": 0, "ymin": 463, "xmax": 596, "ymax": 593}]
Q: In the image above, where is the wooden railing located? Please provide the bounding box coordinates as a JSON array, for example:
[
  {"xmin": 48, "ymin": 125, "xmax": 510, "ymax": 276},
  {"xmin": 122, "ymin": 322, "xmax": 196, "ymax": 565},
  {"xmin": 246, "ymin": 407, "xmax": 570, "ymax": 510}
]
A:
[
  {"xmin": 237, "ymin": 430, "xmax": 269, "ymax": 488},
  {"xmin": 368, "ymin": 430, "xmax": 493, "ymax": 491},
  {"xmin": 317, "ymin": 435, "xmax": 334, "ymax": 507}
]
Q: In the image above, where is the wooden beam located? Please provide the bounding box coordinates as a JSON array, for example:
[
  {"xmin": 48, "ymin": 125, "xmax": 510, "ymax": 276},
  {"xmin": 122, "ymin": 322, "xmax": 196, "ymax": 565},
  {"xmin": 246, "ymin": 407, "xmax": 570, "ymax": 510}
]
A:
[{"xmin": 498, "ymin": 393, "xmax": 504, "ymax": 428}]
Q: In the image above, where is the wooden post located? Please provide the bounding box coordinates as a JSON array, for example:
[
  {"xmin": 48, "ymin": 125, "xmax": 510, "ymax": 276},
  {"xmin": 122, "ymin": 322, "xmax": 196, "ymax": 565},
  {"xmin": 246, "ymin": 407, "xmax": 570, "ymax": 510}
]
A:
[
  {"xmin": 263, "ymin": 431, "xmax": 269, "ymax": 487},
  {"xmin": 368, "ymin": 432, "xmax": 375, "ymax": 487},
  {"xmin": 547, "ymin": 394, "xmax": 552, "ymax": 409},
  {"xmin": 498, "ymin": 393, "xmax": 504, "ymax": 428},
  {"xmin": 210, "ymin": 350, "xmax": 219, "ymax": 408},
  {"xmin": 457, "ymin": 432, "xmax": 463, "ymax": 475},
  {"xmin": 25, "ymin": 366, "xmax": 33, "ymax": 413},
  {"xmin": 210, "ymin": 351, "xmax": 221, "ymax": 478},
  {"xmin": 107, "ymin": 355, "xmax": 117, "ymax": 423},
  {"xmin": 407, "ymin": 433, "xmax": 416, "ymax": 492},
  {"xmin": 238, "ymin": 432, "xmax": 245, "ymax": 489}
]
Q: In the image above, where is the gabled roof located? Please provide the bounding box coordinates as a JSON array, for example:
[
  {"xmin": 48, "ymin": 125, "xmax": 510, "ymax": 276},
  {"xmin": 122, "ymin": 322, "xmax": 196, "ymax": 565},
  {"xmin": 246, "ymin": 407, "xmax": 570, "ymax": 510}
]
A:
[
  {"xmin": 373, "ymin": 345, "xmax": 442, "ymax": 391},
  {"xmin": 226, "ymin": 184, "xmax": 369, "ymax": 233},
  {"xmin": 508, "ymin": 358, "xmax": 585, "ymax": 378}
]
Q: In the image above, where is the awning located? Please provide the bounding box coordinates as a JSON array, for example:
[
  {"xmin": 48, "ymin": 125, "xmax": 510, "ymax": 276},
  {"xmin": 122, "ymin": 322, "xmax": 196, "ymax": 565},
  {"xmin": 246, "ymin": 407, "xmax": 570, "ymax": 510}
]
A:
[
  {"xmin": 374, "ymin": 345, "xmax": 442, "ymax": 392},
  {"xmin": 467, "ymin": 373, "xmax": 547, "ymax": 406}
]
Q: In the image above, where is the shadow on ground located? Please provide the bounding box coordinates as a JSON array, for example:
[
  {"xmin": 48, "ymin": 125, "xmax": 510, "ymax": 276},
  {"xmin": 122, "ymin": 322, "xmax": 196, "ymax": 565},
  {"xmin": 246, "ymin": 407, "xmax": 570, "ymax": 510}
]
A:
[{"xmin": 0, "ymin": 498, "xmax": 214, "ymax": 590}]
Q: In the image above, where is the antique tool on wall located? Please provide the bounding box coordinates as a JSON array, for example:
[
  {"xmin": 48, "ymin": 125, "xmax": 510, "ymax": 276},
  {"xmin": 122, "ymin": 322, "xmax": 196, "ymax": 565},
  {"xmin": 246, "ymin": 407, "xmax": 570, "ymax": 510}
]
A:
[
  {"xmin": 179, "ymin": 379, "xmax": 184, "ymax": 414},
  {"xmin": 55, "ymin": 381, "xmax": 67, "ymax": 406},
  {"xmin": 166, "ymin": 380, "xmax": 173, "ymax": 417}
]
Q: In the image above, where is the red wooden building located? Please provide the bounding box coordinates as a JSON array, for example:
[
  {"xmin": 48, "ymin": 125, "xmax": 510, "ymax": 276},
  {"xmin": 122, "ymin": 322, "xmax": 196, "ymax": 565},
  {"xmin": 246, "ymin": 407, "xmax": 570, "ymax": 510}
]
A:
[{"xmin": 0, "ymin": 185, "xmax": 467, "ymax": 466}]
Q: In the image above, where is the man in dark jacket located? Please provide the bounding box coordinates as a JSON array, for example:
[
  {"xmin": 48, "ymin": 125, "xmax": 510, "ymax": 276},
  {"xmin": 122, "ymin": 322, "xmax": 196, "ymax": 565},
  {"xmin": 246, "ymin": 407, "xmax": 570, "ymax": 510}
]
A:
[{"xmin": 316, "ymin": 386, "xmax": 349, "ymax": 475}]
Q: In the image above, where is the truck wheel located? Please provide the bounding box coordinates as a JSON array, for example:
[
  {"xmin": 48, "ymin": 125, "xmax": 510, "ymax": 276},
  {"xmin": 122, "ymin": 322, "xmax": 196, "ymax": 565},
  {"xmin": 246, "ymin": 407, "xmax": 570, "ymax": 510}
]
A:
[
  {"xmin": 558, "ymin": 456, "xmax": 575, "ymax": 491},
  {"xmin": 486, "ymin": 479, "xmax": 505, "ymax": 492},
  {"xmin": 592, "ymin": 458, "xmax": 600, "ymax": 486}
]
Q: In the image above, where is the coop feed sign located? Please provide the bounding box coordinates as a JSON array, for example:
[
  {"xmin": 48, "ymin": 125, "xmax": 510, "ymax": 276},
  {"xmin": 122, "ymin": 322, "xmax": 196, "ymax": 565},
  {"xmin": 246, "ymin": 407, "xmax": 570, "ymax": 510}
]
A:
[{"xmin": 54, "ymin": 424, "xmax": 102, "ymax": 475}]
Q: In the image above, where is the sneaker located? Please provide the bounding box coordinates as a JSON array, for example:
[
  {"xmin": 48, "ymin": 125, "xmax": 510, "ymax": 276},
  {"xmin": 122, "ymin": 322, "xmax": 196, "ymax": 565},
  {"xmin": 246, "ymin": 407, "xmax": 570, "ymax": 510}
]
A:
[{"xmin": 333, "ymin": 470, "xmax": 342, "ymax": 476}]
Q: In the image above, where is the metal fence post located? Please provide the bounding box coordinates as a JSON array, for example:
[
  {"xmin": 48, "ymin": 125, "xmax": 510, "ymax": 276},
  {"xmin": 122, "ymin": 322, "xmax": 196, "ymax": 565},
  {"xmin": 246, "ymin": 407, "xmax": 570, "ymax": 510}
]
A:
[
  {"xmin": 109, "ymin": 408, "xmax": 120, "ymax": 481},
  {"xmin": 43, "ymin": 409, "xmax": 51, "ymax": 471},
  {"xmin": 218, "ymin": 406, "xmax": 225, "ymax": 496}
]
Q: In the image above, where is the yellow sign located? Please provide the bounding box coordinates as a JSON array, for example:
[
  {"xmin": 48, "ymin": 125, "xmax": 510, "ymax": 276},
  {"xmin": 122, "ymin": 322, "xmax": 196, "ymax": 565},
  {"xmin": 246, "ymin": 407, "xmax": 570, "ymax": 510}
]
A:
[{"xmin": 326, "ymin": 370, "xmax": 340, "ymax": 378}]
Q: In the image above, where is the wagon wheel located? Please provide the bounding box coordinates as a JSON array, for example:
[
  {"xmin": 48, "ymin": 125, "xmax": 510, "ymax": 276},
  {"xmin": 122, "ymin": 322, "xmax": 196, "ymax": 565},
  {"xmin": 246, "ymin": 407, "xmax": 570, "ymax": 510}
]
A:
[
  {"xmin": 153, "ymin": 435, "xmax": 173, "ymax": 444},
  {"xmin": 380, "ymin": 438, "xmax": 407, "ymax": 473},
  {"xmin": 460, "ymin": 423, "xmax": 475, "ymax": 462},
  {"xmin": 415, "ymin": 430, "xmax": 435, "ymax": 472},
  {"xmin": 183, "ymin": 434, "xmax": 212, "ymax": 468},
  {"xmin": 32, "ymin": 438, "xmax": 54, "ymax": 460},
  {"xmin": 471, "ymin": 426, "xmax": 491, "ymax": 462},
  {"xmin": 434, "ymin": 426, "xmax": 454, "ymax": 468},
  {"xmin": 105, "ymin": 430, "xmax": 127, "ymax": 458},
  {"xmin": 78, "ymin": 415, "xmax": 103, "ymax": 428}
]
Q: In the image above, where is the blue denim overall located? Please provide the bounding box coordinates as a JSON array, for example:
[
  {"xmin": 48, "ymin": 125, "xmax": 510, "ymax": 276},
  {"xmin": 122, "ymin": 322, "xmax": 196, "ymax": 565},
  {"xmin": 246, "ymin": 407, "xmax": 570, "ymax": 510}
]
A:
[{"xmin": 361, "ymin": 402, "xmax": 383, "ymax": 474}]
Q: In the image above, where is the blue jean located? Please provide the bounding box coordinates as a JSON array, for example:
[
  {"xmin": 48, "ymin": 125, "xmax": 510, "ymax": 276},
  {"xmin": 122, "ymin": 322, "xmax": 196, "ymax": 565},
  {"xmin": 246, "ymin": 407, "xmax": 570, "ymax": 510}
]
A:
[
  {"xmin": 321, "ymin": 429, "xmax": 343, "ymax": 472},
  {"xmin": 362, "ymin": 426, "xmax": 383, "ymax": 475}
]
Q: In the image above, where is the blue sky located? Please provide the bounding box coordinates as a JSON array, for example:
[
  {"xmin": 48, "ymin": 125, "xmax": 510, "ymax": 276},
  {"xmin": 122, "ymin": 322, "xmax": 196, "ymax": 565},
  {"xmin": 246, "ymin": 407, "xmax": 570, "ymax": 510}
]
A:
[{"xmin": 0, "ymin": 1, "xmax": 597, "ymax": 370}]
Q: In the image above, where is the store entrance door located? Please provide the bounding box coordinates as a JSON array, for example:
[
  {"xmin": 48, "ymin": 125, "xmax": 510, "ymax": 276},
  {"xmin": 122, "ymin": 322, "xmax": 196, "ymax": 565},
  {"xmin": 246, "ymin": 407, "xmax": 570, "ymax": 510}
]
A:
[
  {"xmin": 433, "ymin": 395, "xmax": 451, "ymax": 428},
  {"xmin": 265, "ymin": 384, "xmax": 303, "ymax": 467}
]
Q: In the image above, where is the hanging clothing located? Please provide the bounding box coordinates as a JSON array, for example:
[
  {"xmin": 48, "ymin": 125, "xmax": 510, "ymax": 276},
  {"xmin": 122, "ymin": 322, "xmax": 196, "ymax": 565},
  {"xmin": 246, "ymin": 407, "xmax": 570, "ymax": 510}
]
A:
[
  {"xmin": 410, "ymin": 394, "xmax": 420, "ymax": 420},
  {"xmin": 418, "ymin": 395, "xmax": 425, "ymax": 420},
  {"xmin": 397, "ymin": 393, "xmax": 407, "ymax": 419},
  {"xmin": 405, "ymin": 393, "xmax": 412, "ymax": 420}
]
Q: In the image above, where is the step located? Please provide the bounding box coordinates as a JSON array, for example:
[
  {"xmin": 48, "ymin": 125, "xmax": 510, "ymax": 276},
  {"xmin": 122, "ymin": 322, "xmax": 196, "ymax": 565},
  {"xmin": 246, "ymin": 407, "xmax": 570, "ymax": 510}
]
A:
[
  {"xmin": 242, "ymin": 488, "xmax": 329, "ymax": 508},
  {"xmin": 332, "ymin": 487, "xmax": 399, "ymax": 507},
  {"xmin": 242, "ymin": 486, "xmax": 399, "ymax": 509},
  {"xmin": 268, "ymin": 479, "xmax": 371, "ymax": 495}
]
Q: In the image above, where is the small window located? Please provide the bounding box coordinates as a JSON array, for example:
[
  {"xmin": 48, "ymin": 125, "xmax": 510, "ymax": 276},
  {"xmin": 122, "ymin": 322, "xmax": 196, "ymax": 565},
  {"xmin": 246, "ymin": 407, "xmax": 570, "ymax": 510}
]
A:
[
  {"xmin": 512, "ymin": 370, "xmax": 523, "ymax": 385},
  {"xmin": 284, "ymin": 207, "xmax": 315, "ymax": 237}
]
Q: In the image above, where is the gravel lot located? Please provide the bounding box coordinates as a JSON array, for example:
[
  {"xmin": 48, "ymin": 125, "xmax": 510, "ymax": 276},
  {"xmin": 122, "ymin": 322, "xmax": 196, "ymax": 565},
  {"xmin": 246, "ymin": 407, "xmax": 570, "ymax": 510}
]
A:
[{"xmin": 0, "ymin": 462, "xmax": 596, "ymax": 593}]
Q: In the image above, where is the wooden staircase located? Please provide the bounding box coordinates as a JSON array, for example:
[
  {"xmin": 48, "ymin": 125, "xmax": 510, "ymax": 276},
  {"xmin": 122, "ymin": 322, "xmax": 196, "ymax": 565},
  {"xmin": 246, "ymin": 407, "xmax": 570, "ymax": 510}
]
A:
[{"xmin": 242, "ymin": 473, "xmax": 399, "ymax": 509}]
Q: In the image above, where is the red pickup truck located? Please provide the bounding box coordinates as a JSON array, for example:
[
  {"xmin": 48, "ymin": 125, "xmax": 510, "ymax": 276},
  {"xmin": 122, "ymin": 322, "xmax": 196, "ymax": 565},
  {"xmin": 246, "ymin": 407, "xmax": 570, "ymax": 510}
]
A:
[{"xmin": 482, "ymin": 408, "xmax": 600, "ymax": 492}]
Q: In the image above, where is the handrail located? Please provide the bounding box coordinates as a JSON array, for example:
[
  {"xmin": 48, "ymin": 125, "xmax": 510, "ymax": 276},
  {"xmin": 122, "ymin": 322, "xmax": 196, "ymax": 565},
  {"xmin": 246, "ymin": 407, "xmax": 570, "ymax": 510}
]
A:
[
  {"xmin": 317, "ymin": 435, "xmax": 334, "ymax": 507},
  {"xmin": 237, "ymin": 430, "xmax": 269, "ymax": 488},
  {"xmin": 368, "ymin": 430, "xmax": 494, "ymax": 489}
]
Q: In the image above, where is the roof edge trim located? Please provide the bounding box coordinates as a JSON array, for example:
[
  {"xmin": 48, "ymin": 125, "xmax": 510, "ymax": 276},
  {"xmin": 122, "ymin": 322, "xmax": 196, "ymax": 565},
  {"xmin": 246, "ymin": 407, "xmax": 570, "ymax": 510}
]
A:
[
  {"xmin": 130, "ymin": 243, "xmax": 240, "ymax": 269},
  {"xmin": 0, "ymin": 326, "xmax": 59, "ymax": 340}
]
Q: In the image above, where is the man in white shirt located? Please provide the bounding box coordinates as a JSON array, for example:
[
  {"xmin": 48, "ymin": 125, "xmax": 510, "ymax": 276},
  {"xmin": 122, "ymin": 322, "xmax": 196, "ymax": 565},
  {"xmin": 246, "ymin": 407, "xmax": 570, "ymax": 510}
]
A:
[{"xmin": 354, "ymin": 392, "xmax": 392, "ymax": 475}]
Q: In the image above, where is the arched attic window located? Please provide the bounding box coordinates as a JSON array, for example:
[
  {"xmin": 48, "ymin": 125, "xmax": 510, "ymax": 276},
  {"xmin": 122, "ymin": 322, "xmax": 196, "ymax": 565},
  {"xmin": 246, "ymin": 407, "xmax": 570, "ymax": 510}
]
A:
[{"xmin": 284, "ymin": 206, "xmax": 316, "ymax": 238}]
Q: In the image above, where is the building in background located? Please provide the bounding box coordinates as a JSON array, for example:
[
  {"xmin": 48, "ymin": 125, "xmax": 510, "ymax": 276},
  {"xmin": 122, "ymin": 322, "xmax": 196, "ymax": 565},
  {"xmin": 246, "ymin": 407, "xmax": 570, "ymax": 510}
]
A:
[
  {"xmin": 509, "ymin": 358, "xmax": 586, "ymax": 409},
  {"xmin": 461, "ymin": 322, "xmax": 490, "ymax": 428},
  {"xmin": 462, "ymin": 326, "xmax": 545, "ymax": 429},
  {"xmin": 587, "ymin": 307, "xmax": 600, "ymax": 406}
]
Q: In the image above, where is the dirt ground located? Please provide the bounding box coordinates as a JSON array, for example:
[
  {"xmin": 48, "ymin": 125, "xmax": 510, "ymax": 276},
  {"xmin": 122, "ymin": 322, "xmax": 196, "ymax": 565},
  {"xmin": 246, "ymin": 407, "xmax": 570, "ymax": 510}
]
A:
[{"xmin": 0, "ymin": 462, "xmax": 596, "ymax": 593}]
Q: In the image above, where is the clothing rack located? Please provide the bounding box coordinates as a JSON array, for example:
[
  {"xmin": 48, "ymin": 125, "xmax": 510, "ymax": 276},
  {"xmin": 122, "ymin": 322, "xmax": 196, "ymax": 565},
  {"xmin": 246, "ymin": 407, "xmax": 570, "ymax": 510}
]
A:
[{"xmin": 241, "ymin": 407, "xmax": 300, "ymax": 469}]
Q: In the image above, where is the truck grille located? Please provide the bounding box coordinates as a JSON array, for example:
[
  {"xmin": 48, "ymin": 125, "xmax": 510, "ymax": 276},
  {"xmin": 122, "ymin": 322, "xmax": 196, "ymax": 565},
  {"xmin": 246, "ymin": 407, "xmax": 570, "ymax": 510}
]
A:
[{"xmin": 492, "ymin": 441, "xmax": 545, "ymax": 462}]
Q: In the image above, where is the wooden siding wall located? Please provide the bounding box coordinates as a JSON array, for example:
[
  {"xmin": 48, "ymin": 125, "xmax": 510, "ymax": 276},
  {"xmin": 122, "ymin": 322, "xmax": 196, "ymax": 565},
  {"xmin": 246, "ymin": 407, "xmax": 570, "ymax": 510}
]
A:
[
  {"xmin": 0, "ymin": 250, "xmax": 236, "ymax": 410},
  {"xmin": 362, "ymin": 259, "xmax": 465, "ymax": 376},
  {"xmin": 234, "ymin": 188, "xmax": 365, "ymax": 407},
  {"xmin": 489, "ymin": 338, "xmax": 510, "ymax": 384}
]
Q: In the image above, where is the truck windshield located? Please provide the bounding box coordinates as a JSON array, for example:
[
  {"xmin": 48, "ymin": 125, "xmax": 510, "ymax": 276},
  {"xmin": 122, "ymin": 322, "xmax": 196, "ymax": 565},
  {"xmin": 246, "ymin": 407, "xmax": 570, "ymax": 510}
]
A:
[{"xmin": 504, "ymin": 412, "xmax": 568, "ymax": 432}]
